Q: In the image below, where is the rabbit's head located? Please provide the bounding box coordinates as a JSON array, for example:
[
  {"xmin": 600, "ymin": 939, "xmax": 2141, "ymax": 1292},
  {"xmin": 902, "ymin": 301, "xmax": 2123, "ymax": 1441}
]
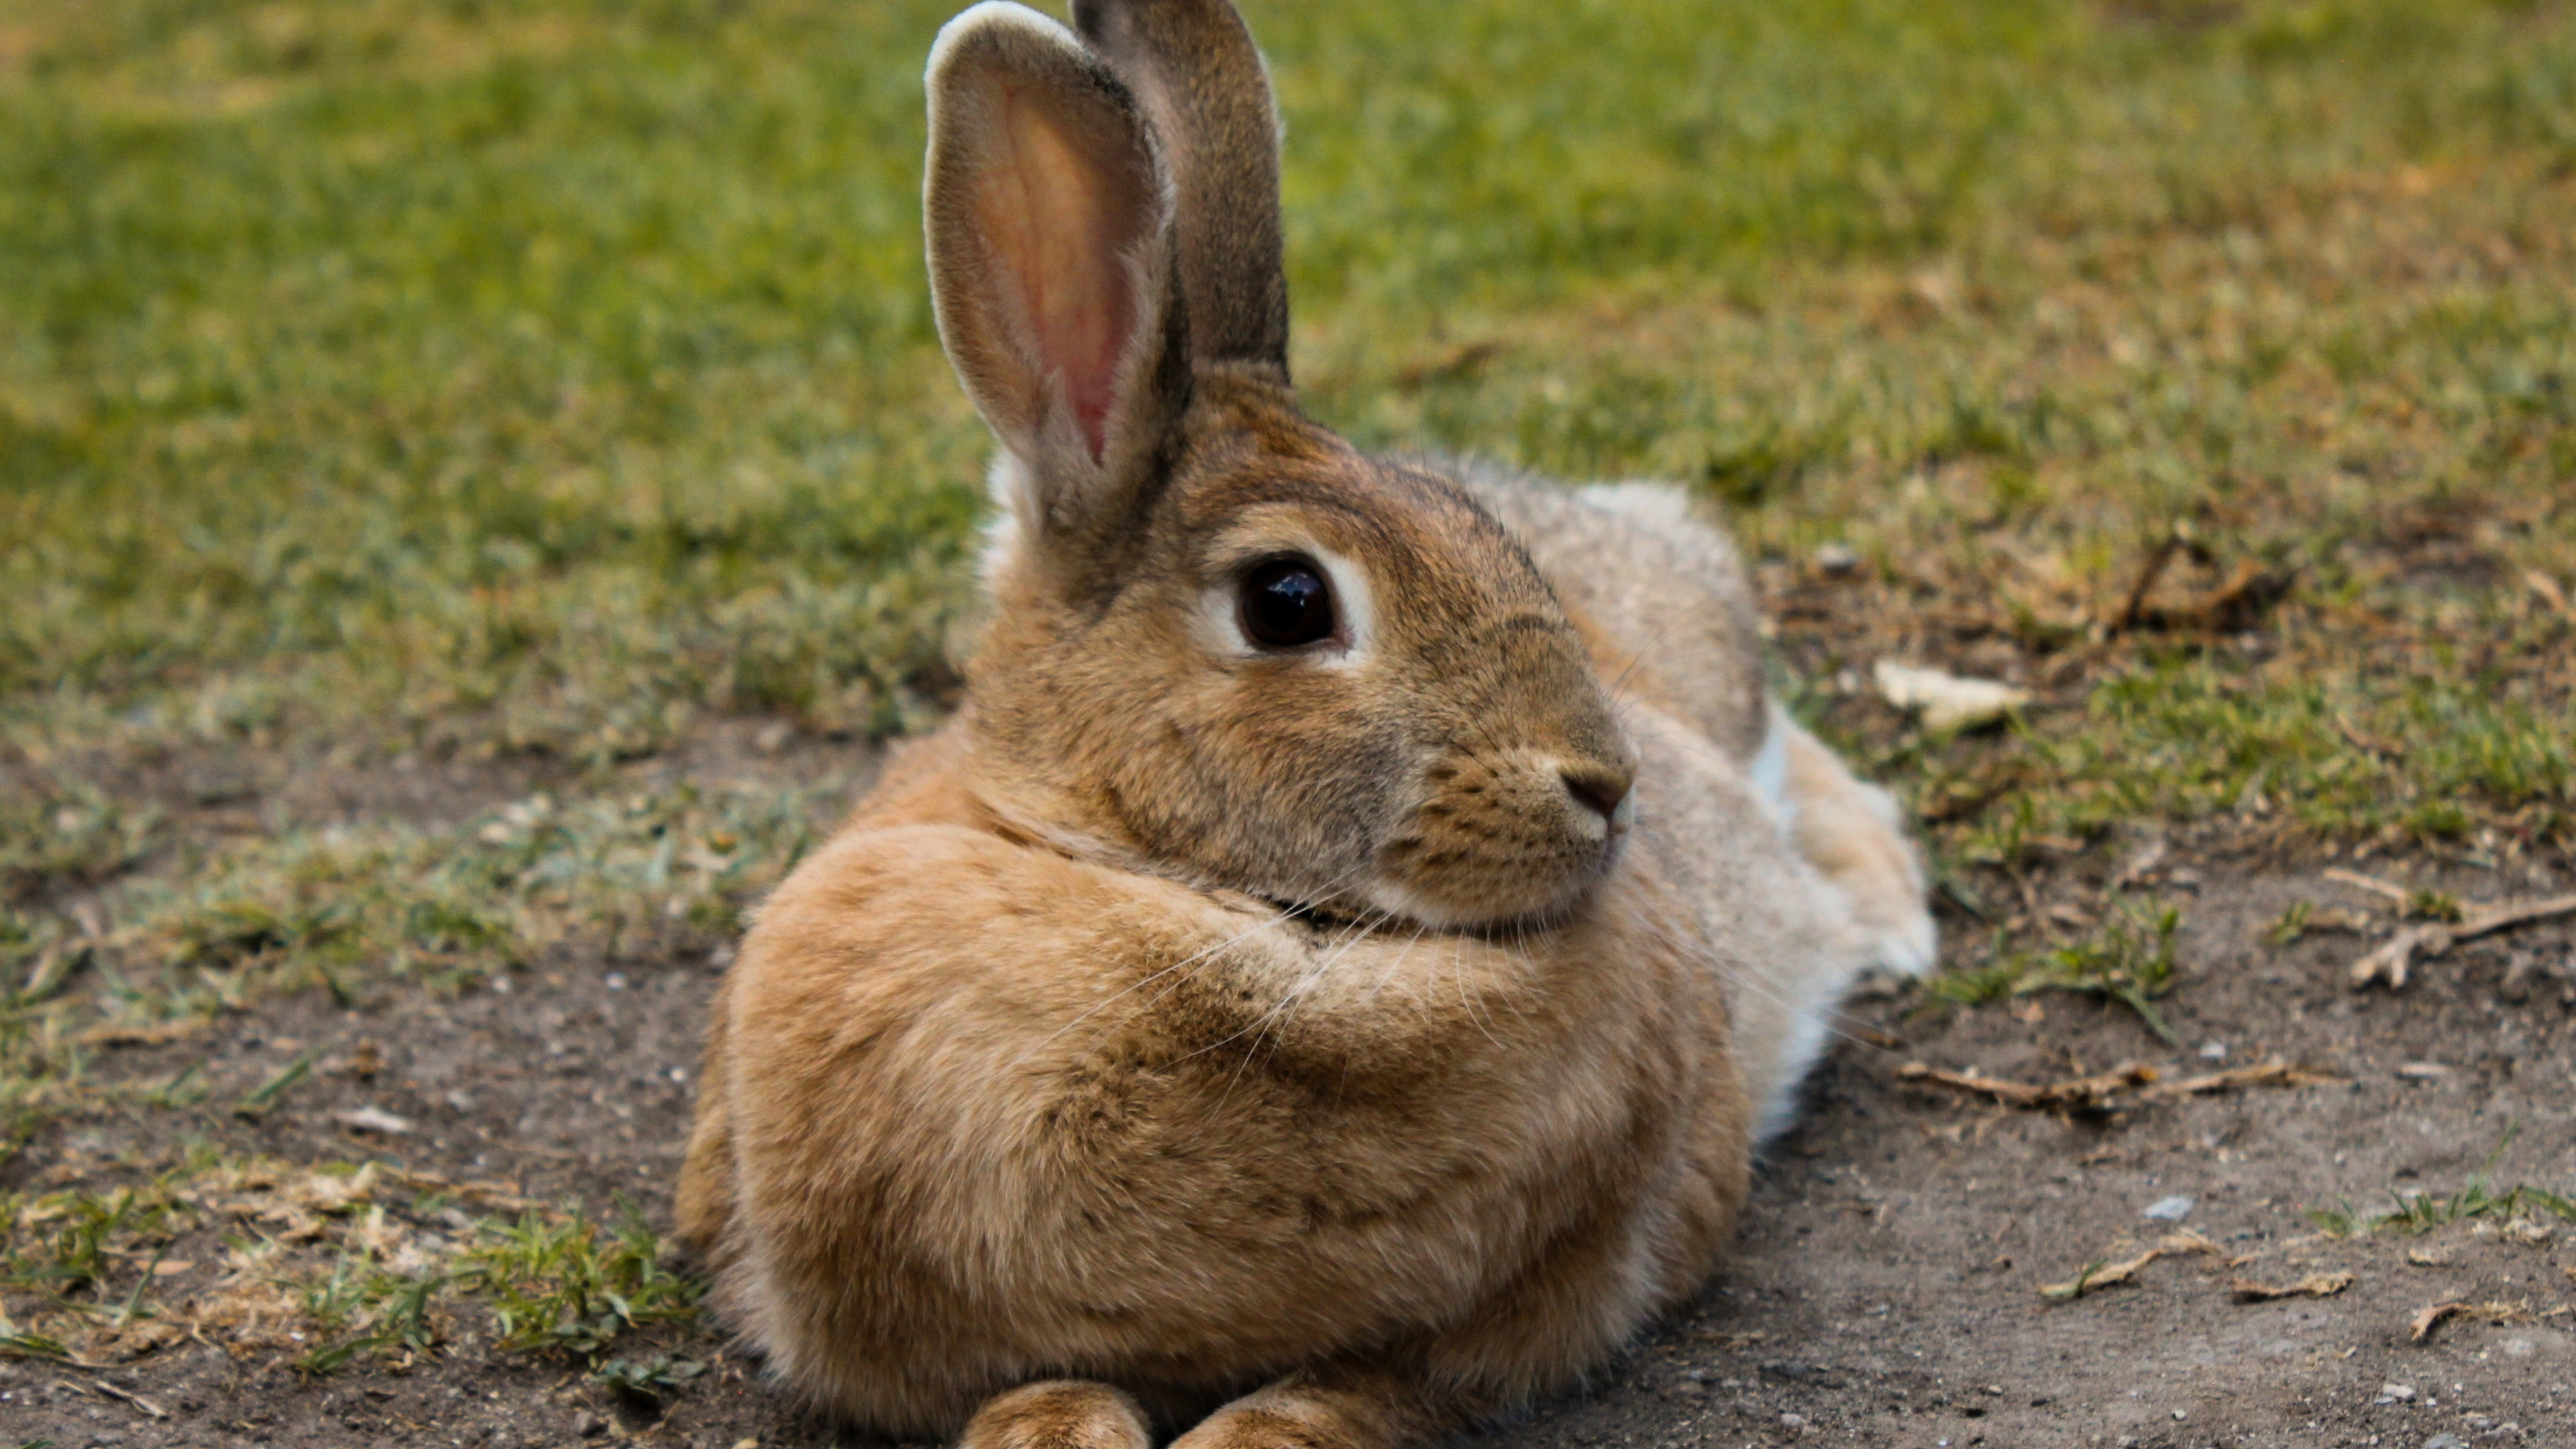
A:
[{"xmin": 926, "ymin": 0, "xmax": 1637, "ymax": 930}]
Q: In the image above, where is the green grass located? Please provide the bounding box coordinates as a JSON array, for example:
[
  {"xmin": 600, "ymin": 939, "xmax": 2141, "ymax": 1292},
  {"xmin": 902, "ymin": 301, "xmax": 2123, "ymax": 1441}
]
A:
[
  {"xmin": 1, "ymin": 1157, "xmax": 698, "ymax": 1373},
  {"xmin": 459, "ymin": 1200, "xmax": 702, "ymax": 1359},
  {"xmin": 2305, "ymin": 1124, "xmax": 2576, "ymax": 1236},
  {"xmin": 1, "ymin": 773, "xmax": 835, "ymax": 1150},
  {"xmin": 4, "ymin": 0, "xmax": 2573, "ymax": 774},
  {"xmin": 1926, "ymin": 900, "xmax": 2183, "ymax": 1041}
]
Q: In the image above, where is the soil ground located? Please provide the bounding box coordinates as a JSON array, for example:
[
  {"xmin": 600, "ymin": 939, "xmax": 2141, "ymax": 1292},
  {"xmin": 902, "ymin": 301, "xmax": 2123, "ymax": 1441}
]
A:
[{"xmin": 5, "ymin": 734, "xmax": 2571, "ymax": 1449}]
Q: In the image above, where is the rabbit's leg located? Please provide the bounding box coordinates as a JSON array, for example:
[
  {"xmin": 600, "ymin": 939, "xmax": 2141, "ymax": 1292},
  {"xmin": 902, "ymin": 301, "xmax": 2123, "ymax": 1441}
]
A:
[
  {"xmin": 960, "ymin": 1381, "xmax": 1153, "ymax": 1449},
  {"xmin": 1774, "ymin": 715, "xmax": 1937, "ymax": 977},
  {"xmin": 1169, "ymin": 1365, "xmax": 1468, "ymax": 1449}
]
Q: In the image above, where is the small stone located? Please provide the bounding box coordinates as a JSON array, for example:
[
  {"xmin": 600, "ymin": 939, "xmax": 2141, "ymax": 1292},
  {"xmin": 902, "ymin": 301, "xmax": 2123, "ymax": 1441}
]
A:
[
  {"xmin": 575, "ymin": 1411, "xmax": 607, "ymax": 1438},
  {"xmin": 2198, "ymin": 1040, "xmax": 2229, "ymax": 1061},
  {"xmin": 2143, "ymin": 1193, "xmax": 2196, "ymax": 1222},
  {"xmin": 2375, "ymin": 1383, "xmax": 2417, "ymax": 1405},
  {"xmin": 2422, "ymin": 1435, "xmax": 2470, "ymax": 1449},
  {"xmin": 1779, "ymin": 1411, "xmax": 1809, "ymax": 1429},
  {"xmin": 1815, "ymin": 543, "xmax": 1861, "ymax": 576}
]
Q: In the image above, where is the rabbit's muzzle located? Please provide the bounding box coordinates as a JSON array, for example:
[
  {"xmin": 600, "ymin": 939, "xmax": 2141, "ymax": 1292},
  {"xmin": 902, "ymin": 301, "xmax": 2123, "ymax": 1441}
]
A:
[{"xmin": 1368, "ymin": 748, "xmax": 1635, "ymax": 927}]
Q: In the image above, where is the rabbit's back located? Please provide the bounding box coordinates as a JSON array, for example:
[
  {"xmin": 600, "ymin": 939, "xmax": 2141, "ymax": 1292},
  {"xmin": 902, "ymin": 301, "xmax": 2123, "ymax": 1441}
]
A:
[{"xmin": 1442, "ymin": 460, "xmax": 1770, "ymax": 765}]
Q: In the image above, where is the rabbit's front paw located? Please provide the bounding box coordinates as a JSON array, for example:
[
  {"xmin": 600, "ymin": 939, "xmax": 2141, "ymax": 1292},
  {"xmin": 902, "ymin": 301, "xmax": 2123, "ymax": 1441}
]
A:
[
  {"xmin": 1169, "ymin": 1373, "xmax": 1454, "ymax": 1449},
  {"xmin": 960, "ymin": 1381, "xmax": 1152, "ymax": 1449},
  {"xmin": 1171, "ymin": 1403, "xmax": 1350, "ymax": 1449}
]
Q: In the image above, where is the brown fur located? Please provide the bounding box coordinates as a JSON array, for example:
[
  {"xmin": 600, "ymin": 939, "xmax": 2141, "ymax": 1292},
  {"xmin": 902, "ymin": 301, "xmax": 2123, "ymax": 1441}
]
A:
[{"xmin": 676, "ymin": 1, "xmax": 1933, "ymax": 1444}]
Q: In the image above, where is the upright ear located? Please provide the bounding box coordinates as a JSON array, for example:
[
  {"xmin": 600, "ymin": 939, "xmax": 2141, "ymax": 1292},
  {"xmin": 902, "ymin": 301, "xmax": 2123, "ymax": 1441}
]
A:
[
  {"xmin": 925, "ymin": 2, "xmax": 1188, "ymax": 539},
  {"xmin": 1071, "ymin": 0, "xmax": 1289, "ymax": 382}
]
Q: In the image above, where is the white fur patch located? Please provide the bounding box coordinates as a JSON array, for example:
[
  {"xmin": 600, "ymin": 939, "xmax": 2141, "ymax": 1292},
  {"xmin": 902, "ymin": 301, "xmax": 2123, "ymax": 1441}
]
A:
[
  {"xmin": 927, "ymin": 1, "xmax": 1077, "ymax": 87},
  {"xmin": 1754, "ymin": 1003, "xmax": 1836, "ymax": 1142},
  {"xmin": 1576, "ymin": 480, "xmax": 1697, "ymax": 530},
  {"xmin": 1747, "ymin": 708, "xmax": 1792, "ymax": 826},
  {"xmin": 978, "ymin": 450, "xmax": 1033, "ymax": 586}
]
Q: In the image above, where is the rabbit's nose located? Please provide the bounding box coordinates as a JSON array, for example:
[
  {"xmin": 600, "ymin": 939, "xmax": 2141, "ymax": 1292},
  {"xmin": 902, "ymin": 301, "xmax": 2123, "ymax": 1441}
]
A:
[{"xmin": 1560, "ymin": 764, "xmax": 1632, "ymax": 824}]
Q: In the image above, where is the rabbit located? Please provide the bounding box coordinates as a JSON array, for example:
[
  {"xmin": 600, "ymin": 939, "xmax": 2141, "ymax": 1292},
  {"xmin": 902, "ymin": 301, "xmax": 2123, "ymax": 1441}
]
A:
[{"xmin": 674, "ymin": 0, "xmax": 1937, "ymax": 1444}]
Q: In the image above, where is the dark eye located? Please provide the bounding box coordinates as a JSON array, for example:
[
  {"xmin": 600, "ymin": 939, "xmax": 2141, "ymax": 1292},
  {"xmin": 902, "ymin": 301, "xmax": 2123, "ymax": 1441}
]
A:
[{"xmin": 1238, "ymin": 557, "xmax": 1337, "ymax": 649}]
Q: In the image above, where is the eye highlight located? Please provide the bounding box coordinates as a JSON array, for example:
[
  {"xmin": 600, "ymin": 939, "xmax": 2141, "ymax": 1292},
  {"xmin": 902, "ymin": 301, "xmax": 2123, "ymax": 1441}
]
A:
[{"xmin": 1238, "ymin": 556, "xmax": 1337, "ymax": 649}]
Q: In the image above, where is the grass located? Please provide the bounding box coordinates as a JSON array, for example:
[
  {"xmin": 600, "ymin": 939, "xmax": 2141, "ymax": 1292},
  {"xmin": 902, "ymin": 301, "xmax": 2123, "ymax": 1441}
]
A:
[
  {"xmin": 459, "ymin": 1200, "xmax": 702, "ymax": 1359},
  {"xmin": 1, "ymin": 772, "xmax": 837, "ymax": 1153},
  {"xmin": 3, "ymin": 0, "xmax": 2572, "ymax": 788},
  {"xmin": 2306, "ymin": 1124, "xmax": 2576, "ymax": 1236},
  {"xmin": 1926, "ymin": 899, "xmax": 2183, "ymax": 1041},
  {"xmin": 1, "ymin": 1155, "xmax": 698, "ymax": 1374}
]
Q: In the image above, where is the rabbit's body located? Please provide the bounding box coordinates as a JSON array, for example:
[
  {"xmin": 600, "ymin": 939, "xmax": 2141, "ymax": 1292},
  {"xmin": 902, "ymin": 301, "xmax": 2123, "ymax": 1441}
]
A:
[{"xmin": 678, "ymin": 3, "xmax": 1933, "ymax": 1445}]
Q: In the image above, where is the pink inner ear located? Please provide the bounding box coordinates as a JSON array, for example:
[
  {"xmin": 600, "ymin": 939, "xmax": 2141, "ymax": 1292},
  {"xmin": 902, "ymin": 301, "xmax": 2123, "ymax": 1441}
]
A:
[{"xmin": 982, "ymin": 86, "xmax": 1149, "ymax": 463}]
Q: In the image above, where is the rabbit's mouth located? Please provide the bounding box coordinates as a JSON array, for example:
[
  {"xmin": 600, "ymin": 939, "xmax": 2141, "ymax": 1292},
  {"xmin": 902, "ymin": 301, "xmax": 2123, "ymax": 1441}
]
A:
[{"xmin": 1362, "ymin": 749, "xmax": 1634, "ymax": 930}]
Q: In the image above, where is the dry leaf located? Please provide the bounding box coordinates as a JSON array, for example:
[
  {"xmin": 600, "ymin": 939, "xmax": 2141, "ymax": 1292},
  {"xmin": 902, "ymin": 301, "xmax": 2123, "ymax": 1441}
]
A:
[
  {"xmin": 1873, "ymin": 661, "xmax": 2031, "ymax": 731},
  {"xmin": 76, "ymin": 1016, "xmax": 214, "ymax": 1047},
  {"xmin": 2231, "ymin": 1272, "xmax": 2354, "ymax": 1301},
  {"xmin": 2526, "ymin": 568, "xmax": 2572, "ymax": 619},
  {"xmin": 2041, "ymin": 1247, "xmax": 2162, "ymax": 1299},
  {"xmin": 2410, "ymin": 1300, "xmax": 2534, "ymax": 1343},
  {"xmin": 2158, "ymin": 1230, "xmax": 2227, "ymax": 1260}
]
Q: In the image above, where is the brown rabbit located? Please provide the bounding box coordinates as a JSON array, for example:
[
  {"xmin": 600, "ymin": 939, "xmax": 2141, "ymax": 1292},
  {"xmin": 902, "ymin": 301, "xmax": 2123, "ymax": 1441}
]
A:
[{"xmin": 675, "ymin": 1, "xmax": 1935, "ymax": 1444}]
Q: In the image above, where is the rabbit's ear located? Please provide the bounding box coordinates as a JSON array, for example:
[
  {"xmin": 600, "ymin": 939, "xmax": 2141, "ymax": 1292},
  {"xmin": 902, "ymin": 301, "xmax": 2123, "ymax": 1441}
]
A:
[
  {"xmin": 1073, "ymin": 0, "xmax": 1288, "ymax": 383},
  {"xmin": 925, "ymin": 3, "xmax": 1188, "ymax": 537}
]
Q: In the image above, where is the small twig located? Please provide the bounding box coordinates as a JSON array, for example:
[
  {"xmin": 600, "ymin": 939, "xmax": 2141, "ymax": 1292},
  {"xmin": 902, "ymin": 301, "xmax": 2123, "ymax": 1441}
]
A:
[
  {"xmin": 2349, "ymin": 894, "xmax": 2576, "ymax": 989},
  {"xmin": 2323, "ymin": 867, "xmax": 2412, "ymax": 904},
  {"xmin": 1898, "ymin": 1060, "xmax": 2157, "ymax": 1111},
  {"xmin": 2112, "ymin": 533, "xmax": 2185, "ymax": 632},
  {"xmin": 2458, "ymin": 893, "xmax": 2576, "ymax": 941},
  {"xmin": 2145, "ymin": 1057, "xmax": 2341, "ymax": 1099},
  {"xmin": 2349, "ymin": 924, "xmax": 2447, "ymax": 989},
  {"xmin": 93, "ymin": 1379, "xmax": 170, "ymax": 1419}
]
